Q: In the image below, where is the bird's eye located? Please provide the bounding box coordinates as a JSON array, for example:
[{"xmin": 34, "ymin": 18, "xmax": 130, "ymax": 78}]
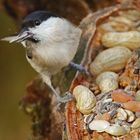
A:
[{"xmin": 35, "ymin": 20, "xmax": 40, "ymax": 26}]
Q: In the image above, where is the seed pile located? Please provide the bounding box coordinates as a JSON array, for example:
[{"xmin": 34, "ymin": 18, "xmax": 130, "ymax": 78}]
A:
[{"xmin": 73, "ymin": 9, "xmax": 140, "ymax": 138}]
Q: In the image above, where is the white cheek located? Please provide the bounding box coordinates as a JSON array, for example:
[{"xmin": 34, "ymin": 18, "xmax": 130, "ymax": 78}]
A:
[
  {"xmin": 28, "ymin": 18, "xmax": 61, "ymax": 40},
  {"xmin": 29, "ymin": 27, "xmax": 47, "ymax": 43}
]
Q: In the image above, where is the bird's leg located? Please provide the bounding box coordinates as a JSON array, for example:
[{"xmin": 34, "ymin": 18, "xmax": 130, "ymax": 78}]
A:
[
  {"xmin": 49, "ymin": 84, "xmax": 73, "ymax": 104},
  {"xmin": 41, "ymin": 74, "xmax": 73, "ymax": 104},
  {"xmin": 69, "ymin": 62, "xmax": 89, "ymax": 75}
]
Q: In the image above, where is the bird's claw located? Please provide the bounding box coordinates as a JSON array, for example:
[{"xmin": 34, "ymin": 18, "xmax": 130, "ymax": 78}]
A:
[
  {"xmin": 69, "ymin": 62, "xmax": 89, "ymax": 76},
  {"xmin": 56, "ymin": 91, "xmax": 73, "ymax": 110},
  {"xmin": 57, "ymin": 91, "xmax": 73, "ymax": 104},
  {"xmin": 79, "ymin": 66, "xmax": 89, "ymax": 76}
]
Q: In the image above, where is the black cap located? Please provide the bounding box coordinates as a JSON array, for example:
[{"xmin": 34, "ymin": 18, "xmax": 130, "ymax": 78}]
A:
[{"xmin": 22, "ymin": 11, "xmax": 59, "ymax": 28}]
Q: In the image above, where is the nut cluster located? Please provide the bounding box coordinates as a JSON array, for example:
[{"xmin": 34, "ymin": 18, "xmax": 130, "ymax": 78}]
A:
[{"xmin": 73, "ymin": 9, "xmax": 140, "ymax": 137}]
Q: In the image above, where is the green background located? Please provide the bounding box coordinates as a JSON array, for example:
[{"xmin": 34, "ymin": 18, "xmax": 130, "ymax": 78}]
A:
[{"xmin": 0, "ymin": 6, "xmax": 36, "ymax": 140}]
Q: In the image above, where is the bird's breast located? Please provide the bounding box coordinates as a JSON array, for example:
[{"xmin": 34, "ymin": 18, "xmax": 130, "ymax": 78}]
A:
[{"xmin": 26, "ymin": 44, "xmax": 74, "ymax": 75}]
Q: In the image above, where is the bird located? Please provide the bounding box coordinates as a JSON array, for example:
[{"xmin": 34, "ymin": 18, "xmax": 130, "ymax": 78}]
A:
[{"xmin": 2, "ymin": 10, "xmax": 84, "ymax": 104}]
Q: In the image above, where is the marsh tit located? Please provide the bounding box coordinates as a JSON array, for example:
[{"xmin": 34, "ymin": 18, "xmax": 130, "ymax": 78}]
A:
[{"xmin": 2, "ymin": 11, "xmax": 84, "ymax": 104}]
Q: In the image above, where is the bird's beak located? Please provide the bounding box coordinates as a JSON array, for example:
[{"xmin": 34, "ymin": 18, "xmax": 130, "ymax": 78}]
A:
[{"xmin": 1, "ymin": 27, "xmax": 34, "ymax": 43}]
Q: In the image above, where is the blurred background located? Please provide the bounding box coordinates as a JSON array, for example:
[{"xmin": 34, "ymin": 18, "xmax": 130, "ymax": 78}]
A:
[
  {"xmin": 0, "ymin": 3, "xmax": 36, "ymax": 140},
  {"xmin": 0, "ymin": 0, "xmax": 115, "ymax": 140}
]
